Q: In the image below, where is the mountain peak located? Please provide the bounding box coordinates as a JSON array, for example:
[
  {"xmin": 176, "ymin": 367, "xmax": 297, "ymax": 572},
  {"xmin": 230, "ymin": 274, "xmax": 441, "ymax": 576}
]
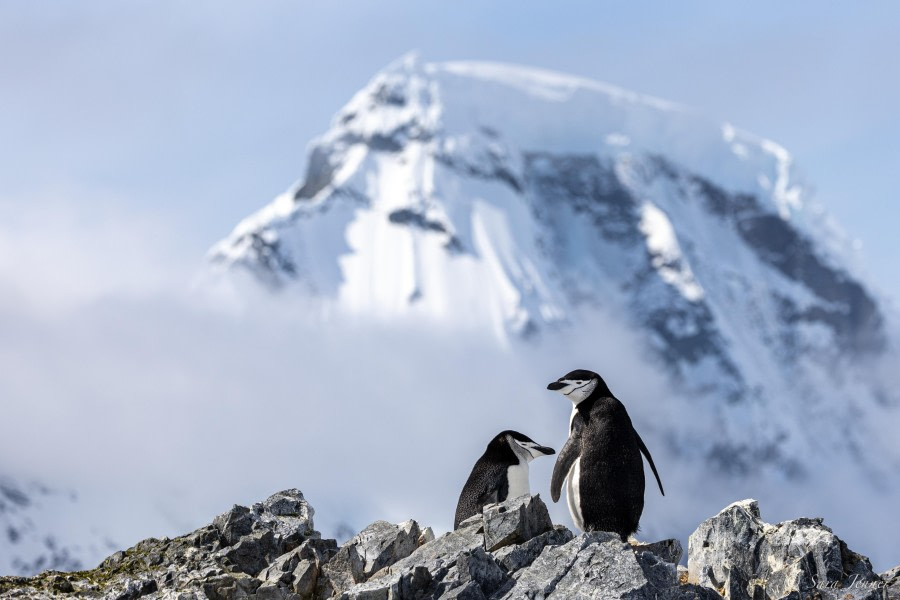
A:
[{"xmin": 205, "ymin": 55, "xmax": 896, "ymax": 488}]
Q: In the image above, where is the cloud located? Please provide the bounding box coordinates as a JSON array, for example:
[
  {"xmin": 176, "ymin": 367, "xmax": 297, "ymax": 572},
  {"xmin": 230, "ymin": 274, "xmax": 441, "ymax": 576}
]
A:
[
  {"xmin": 2, "ymin": 197, "xmax": 899, "ymax": 574},
  {"xmin": 0, "ymin": 189, "xmax": 194, "ymax": 314},
  {"xmin": 0, "ymin": 197, "xmax": 667, "ymax": 556}
]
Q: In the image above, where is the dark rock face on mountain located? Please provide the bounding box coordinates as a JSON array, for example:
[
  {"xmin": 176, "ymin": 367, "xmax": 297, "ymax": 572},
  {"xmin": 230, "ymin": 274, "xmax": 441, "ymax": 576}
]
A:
[{"xmin": 1, "ymin": 490, "xmax": 896, "ymax": 600}]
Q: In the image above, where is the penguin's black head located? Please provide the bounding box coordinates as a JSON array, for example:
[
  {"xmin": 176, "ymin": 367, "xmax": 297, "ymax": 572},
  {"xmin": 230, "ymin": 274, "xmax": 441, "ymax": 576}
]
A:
[
  {"xmin": 490, "ymin": 430, "xmax": 555, "ymax": 462},
  {"xmin": 546, "ymin": 369, "xmax": 609, "ymax": 403}
]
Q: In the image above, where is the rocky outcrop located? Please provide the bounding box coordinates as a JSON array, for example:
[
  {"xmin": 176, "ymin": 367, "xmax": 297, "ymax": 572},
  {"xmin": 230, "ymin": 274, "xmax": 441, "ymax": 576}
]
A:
[
  {"xmin": 1, "ymin": 492, "xmax": 897, "ymax": 600},
  {"xmin": 688, "ymin": 499, "xmax": 890, "ymax": 600}
]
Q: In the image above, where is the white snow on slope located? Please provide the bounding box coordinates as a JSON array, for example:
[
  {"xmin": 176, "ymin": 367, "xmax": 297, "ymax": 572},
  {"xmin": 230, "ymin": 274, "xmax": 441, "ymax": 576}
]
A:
[{"xmin": 638, "ymin": 202, "xmax": 704, "ymax": 302}]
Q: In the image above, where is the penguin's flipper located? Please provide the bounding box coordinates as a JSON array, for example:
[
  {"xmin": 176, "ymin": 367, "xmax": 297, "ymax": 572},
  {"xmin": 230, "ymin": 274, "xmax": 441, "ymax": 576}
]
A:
[
  {"xmin": 551, "ymin": 422, "xmax": 583, "ymax": 503},
  {"xmin": 476, "ymin": 473, "xmax": 506, "ymax": 508},
  {"xmin": 634, "ymin": 428, "xmax": 665, "ymax": 496}
]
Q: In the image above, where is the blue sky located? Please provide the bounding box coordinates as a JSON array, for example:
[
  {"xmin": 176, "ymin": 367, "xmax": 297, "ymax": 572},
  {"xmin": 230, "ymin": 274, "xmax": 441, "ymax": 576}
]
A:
[{"xmin": 1, "ymin": 1, "xmax": 898, "ymax": 301}]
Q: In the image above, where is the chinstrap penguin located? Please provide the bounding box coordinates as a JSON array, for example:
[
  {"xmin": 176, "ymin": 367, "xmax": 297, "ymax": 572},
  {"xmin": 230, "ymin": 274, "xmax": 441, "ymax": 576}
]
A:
[
  {"xmin": 454, "ymin": 430, "xmax": 555, "ymax": 529},
  {"xmin": 547, "ymin": 369, "xmax": 664, "ymax": 541}
]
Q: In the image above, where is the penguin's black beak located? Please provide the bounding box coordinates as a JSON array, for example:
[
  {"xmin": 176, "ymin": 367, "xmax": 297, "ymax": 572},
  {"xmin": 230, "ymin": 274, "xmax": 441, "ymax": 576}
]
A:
[
  {"xmin": 547, "ymin": 381, "xmax": 566, "ymax": 391},
  {"xmin": 535, "ymin": 445, "xmax": 556, "ymax": 456}
]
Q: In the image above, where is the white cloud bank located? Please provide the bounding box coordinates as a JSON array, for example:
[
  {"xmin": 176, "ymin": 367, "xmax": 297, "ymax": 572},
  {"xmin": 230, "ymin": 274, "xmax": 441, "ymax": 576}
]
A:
[{"xmin": 1, "ymin": 198, "xmax": 898, "ymax": 573}]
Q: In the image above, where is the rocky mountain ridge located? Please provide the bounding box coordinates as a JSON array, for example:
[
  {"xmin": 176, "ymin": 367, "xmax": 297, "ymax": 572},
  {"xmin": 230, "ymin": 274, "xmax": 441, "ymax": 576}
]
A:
[{"xmin": 2, "ymin": 489, "xmax": 897, "ymax": 600}]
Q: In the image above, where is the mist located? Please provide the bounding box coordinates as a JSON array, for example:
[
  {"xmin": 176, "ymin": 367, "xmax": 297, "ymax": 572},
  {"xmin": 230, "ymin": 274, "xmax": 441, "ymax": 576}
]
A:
[{"xmin": 1, "ymin": 198, "xmax": 898, "ymax": 574}]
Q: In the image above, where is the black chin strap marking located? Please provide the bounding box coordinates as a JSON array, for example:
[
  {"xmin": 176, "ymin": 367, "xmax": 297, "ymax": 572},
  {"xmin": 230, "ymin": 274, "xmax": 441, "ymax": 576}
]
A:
[{"xmin": 563, "ymin": 381, "xmax": 591, "ymax": 397}]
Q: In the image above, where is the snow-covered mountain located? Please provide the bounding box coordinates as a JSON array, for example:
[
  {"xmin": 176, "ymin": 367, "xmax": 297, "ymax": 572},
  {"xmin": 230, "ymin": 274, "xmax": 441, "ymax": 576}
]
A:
[
  {"xmin": 0, "ymin": 476, "xmax": 118, "ymax": 576},
  {"xmin": 208, "ymin": 54, "xmax": 898, "ymax": 490},
  {"xmin": 6, "ymin": 54, "xmax": 898, "ymax": 579}
]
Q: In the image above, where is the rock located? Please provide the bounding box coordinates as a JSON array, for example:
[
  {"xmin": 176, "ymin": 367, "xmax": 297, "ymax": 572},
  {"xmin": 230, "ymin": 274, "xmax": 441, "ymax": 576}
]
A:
[
  {"xmin": 885, "ymin": 566, "xmax": 900, "ymax": 600},
  {"xmin": 633, "ymin": 538, "xmax": 684, "ymax": 565},
  {"xmin": 481, "ymin": 494, "xmax": 553, "ymax": 552},
  {"xmin": 448, "ymin": 547, "xmax": 507, "ymax": 596},
  {"xmin": 255, "ymin": 581, "xmax": 301, "ymax": 600},
  {"xmin": 258, "ymin": 548, "xmax": 302, "ymax": 585},
  {"xmin": 498, "ymin": 532, "xmax": 612, "ymax": 598},
  {"xmin": 214, "ymin": 504, "xmax": 256, "ymax": 547},
  {"xmin": 214, "ymin": 489, "xmax": 317, "ymax": 554},
  {"xmin": 200, "ymin": 573, "xmax": 261, "ymax": 599},
  {"xmin": 635, "ymin": 548, "xmax": 679, "ymax": 590},
  {"xmin": 760, "ymin": 554, "xmax": 817, "ymax": 599},
  {"xmin": 688, "ymin": 499, "xmax": 765, "ymax": 593},
  {"xmin": 0, "ymin": 489, "xmax": 318, "ymax": 600},
  {"xmin": 222, "ymin": 530, "xmax": 278, "ymax": 575},
  {"xmin": 112, "ymin": 578, "xmax": 158, "ymax": 600},
  {"xmin": 548, "ymin": 533, "xmax": 658, "ymax": 599},
  {"xmin": 48, "ymin": 576, "xmax": 72, "ymax": 594},
  {"xmin": 721, "ymin": 563, "xmax": 751, "ymax": 600},
  {"xmin": 437, "ymin": 581, "xmax": 486, "ymax": 599},
  {"xmin": 456, "ymin": 514, "xmax": 482, "ymax": 531},
  {"xmin": 355, "ymin": 520, "xmax": 423, "ymax": 577},
  {"xmin": 339, "ymin": 521, "xmax": 484, "ymax": 599},
  {"xmin": 291, "ymin": 538, "xmax": 338, "ymax": 598},
  {"xmin": 491, "ymin": 525, "xmax": 574, "ymax": 572},
  {"xmin": 257, "ymin": 538, "xmax": 338, "ymax": 597},
  {"xmin": 0, "ymin": 493, "xmax": 892, "ymax": 600},
  {"xmin": 419, "ymin": 527, "xmax": 436, "ymax": 546},
  {"xmin": 256, "ymin": 489, "xmax": 318, "ymax": 551},
  {"xmin": 883, "ymin": 565, "xmax": 900, "ymax": 586},
  {"xmin": 320, "ymin": 519, "xmax": 424, "ymax": 596},
  {"xmin": 687, "ymin": 498, "xmax": 883, "ymax": 600},
  {"xmin": 757, "ymin": 518, "xmax": 843, "ymax": 582},
  {"xmin": 320, "ymin": 541, "xmax": 365, "ymax": 595},
  {"xmin": 657, "ymin": 584, "xmax": 726, "ymax": 599}
]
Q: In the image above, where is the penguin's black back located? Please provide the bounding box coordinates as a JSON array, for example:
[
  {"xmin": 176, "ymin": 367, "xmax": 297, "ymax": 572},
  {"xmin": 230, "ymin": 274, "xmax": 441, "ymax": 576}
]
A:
[
  {"xmin": 453, "ymin": 432, "xmax": 519, "ymax": 529},
  {"xmin": 577, "ymin": 395, "xmax": 646, "ymax": 540}
]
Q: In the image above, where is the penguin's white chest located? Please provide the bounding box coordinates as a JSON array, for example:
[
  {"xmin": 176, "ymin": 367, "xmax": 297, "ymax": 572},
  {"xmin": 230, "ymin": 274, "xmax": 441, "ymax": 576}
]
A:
[
  {"xmin": 505, "ymin": 462, "xmax": 530, "ymax": 500},
  {"xmin": 566, "ymin": 458, "xmax": 584, "ymax": 531}
]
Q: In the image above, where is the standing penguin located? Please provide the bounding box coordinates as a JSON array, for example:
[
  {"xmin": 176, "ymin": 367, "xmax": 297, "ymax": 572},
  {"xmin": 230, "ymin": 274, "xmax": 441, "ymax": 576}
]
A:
[
  {"xmin": 547, "ymin": 369, "xmax": 664, "ymax": 540},
  {"xmin": 454, "ymin": 430, "xmax": 555, "ymax": 529}
]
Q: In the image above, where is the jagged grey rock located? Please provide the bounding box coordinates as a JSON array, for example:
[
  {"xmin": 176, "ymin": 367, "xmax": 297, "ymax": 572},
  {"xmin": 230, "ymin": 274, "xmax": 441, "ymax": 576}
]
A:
[
  {"xmin": 444, "ymin": 547, "xmax": 506, "ymax": 597},
  {"xmin": 341, "ymin": 494, "xmax": 557, "ymax": 599},
  {"xmin": 217, "ymin": 489, "xmax": 317, "ymax": 555},
  {"xmin": 635, "ymin": 547, "xmax": 678, "ymax": 590},
  {"xmin": 222, "ymin": 530, "xmax": 278, "ymax": 575},
  {"xmin": 688, "ymin": 498, "xmax": 884, "ymax": 600},
  {"xmin": 481, "ymin": 494, "xmax": 553, "ymax": 552},
  {"xmin": 657, "ymin": 584, "xmax": 727, "ymax": 599},
  {"xmin": 885, "ymin": 566, "xmax": 900, "ymax": 600},
  {"xmin": 1, "ymin": 494, "xmax": 894, "ymax": 600},
  {"xmin": 632, "ymin": 538, "xmax": 684, "ymax": 566},
  {"xmin": 688, "ymin": 499, "xmax": 765, "ymax": 594},
  {"xmin": 498, "ymin": 532, "xmax": 608, "ymax": 598},
  {"xmin": 0, "ymin": 489, "xmax": 318, "ymax": 600},
  {"xmin": 339, "ymin": 520, "xmax": 484, "ymax": 599},
  {"xmin": 491, "ymin": 525, "xmax": 573, "ymax": 573},
  {"xmin": 256, "ymin": 538, "xmax": 338, "ymax": 599},
  {"xmin": 436, "ymin": 580, "xmax": 485, "ymax": 600},
  {"xmin": 418, "ymin": 528, "xmax": 436, "ymax": 547},
  {"xmin": 319, "ymin": 519, "xmax": 424, "ymax": 597},
  {"xmin": 258, "ymin": 548, "xmax": 302, "ymax": 585},
  {"xmin": 549, "ymin": 533, "xmax": 655, "ymax": 599}
]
